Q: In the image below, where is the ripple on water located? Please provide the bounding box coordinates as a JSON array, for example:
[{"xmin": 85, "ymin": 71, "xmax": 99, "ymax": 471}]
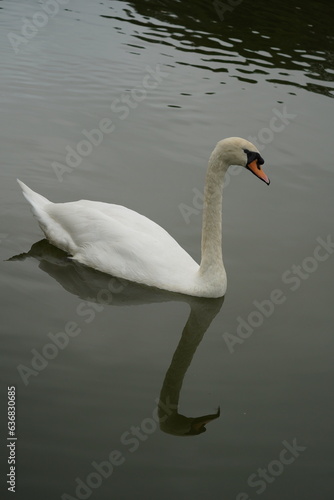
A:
[{"xmin": 107, "ymin": 0, "xmax": 334, "ymax": 98}]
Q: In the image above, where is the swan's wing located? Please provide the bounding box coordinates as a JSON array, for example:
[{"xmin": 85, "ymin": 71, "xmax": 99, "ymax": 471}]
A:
[{"xmin": 46, "ymin": 200, "xmax": 199, "ymax": 290}]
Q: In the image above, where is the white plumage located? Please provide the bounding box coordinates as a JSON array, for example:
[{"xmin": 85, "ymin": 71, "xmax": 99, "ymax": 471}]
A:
[{"xmin": 17, "ymin": 137, "xmax": 269, "ymax": 298}]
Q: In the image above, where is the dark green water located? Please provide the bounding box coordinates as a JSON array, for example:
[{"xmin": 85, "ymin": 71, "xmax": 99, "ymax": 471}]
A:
[{"xmin": 1, "ymin": 1, "xmax": 333, "ymax": 499}]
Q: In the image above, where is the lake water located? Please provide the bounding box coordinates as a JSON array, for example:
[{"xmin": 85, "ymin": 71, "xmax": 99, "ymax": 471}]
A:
[{"xmin": 1, "ymin": 1, "xmax": 334, "ymax": 499}]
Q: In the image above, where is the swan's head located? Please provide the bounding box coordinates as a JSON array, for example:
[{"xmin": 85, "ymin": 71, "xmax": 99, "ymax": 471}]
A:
[{"xmin": 215, "ymin": 137, "xmax": 270, "ymax": 185}]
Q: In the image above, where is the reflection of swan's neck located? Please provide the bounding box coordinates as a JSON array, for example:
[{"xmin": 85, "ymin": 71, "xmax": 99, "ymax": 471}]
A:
[
  {"xmin": 199, "ymin": 152, "xmax": 228, "ymax": 276},
  {"xmin": 158, "ymin": 298, "xmax": 223, "ymax": 435},
  {"xmin": 159, "ymin": 308, "xmax": 204, "ymax": 411}
]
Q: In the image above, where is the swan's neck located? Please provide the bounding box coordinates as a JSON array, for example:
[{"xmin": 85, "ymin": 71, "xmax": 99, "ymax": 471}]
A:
[{"xmin": 199, "ymin": 151, "xmax": 228, "ymax": 276}]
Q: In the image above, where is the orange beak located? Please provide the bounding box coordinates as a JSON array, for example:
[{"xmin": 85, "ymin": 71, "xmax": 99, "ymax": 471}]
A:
[{"xmin": 247, "ymin": 160, "xmax": 270, "ymax": 185}]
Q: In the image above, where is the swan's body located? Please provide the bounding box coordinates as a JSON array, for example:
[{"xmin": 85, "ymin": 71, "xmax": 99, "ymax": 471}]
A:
[{"xmin": 17, "ymin": 137, "xmax": 269, "ymax": 298}]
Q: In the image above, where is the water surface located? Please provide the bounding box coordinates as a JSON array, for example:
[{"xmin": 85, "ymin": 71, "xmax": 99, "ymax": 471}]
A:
[{"xmin": 1, "ymin": 1, "xmax": 334, "ymax": 499}]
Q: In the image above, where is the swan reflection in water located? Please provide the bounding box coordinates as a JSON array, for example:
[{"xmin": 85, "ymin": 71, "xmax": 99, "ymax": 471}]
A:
[{"xmin": 10, "ymin": 239, "xmax": 224, "ymax": 436}]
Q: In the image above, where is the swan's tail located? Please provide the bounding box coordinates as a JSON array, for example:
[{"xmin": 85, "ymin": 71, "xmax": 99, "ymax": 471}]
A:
[
  {"xmin": 17, "ymin": 179, "xmax": 50, "ymax": 210},
  {"xmin": 17, "ymin": 179, "xmax": 54, "ymax": 239}
]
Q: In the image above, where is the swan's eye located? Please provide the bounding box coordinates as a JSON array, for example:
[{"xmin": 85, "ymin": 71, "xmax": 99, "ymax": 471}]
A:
[{"xmin": 244, "ymin": 149, "xmax": 265, "ymax": 167}]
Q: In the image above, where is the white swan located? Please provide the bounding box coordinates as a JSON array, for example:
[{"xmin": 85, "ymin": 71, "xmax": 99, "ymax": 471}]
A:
[{"xmin": 17, "ymin": 137, "xmax": 269, "ymax": 298}]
